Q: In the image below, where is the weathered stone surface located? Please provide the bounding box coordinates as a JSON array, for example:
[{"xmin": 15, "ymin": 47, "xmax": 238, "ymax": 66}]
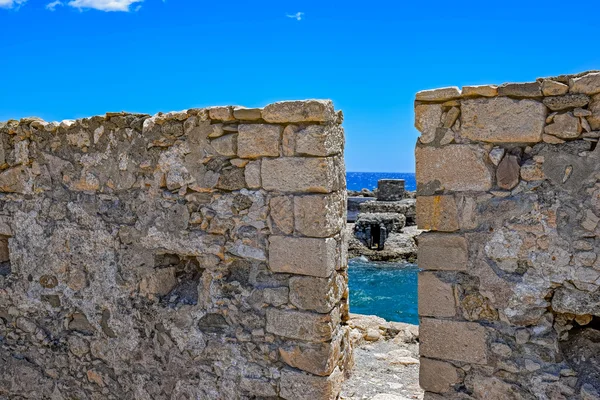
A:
[
  {"xmin": 496, "ymin": 154, "xmax": 520, "ymax": 190},
  {"xmin": 418, "ymin": 233, "xmax": 467, "ymax": 271},
  {"xmin": 541, "ymin": 80, "xmax": 569, "ymax": 96},
  {"xmin": 416, "ymin": 145, "xmax": 493, "ymax": 192},
  {"xmin": 294, "ymin": 194, "xmax": 344, "ymax": 238},
  {"xmin": 210, "ymin": 133, "xmax": 237, "ymax": 156},
  {"xmin": 237, "ymin": 124, "xmax": 281, "ymax": 158},
  {"xmin": 289, "ymin": 274, "xmax": 345, "ymax": 313},
  {"xmin": 462, "ymin": 85, "xmax": 498, "ymax": 97},
  {"xmin": 544, "ymin": 112, "xmax": 582, "ymax": 139},
  {"xmin": 543, "ymin": 94, "xmax": 590, "ymax": 111},
  {"xmin": 420, "ymin": 358, "xmax": 461, "ymax": 393},
  {"xmin": 416, "ymin": 196, "xmax": 459, "ymax": 232},
  {"xmin": 570, "ymin": 72, "xmax": 600, "ymax": 95},
  {"xmin": 461, "ymin": 97, "xmax": 546, "ymax": 143},
  {"xmin": 589, "ymin": 94, "xmax": 600, "ymax": 130},
  {"xmin": 269, "ymin": 236, "xmax": 336, "ymax": 277},
  {"xmin": 233, "ymin": 107, "xmax": 262, "ymax": 120},
  {"xmin": 279, "ymin": 367, "xmax": 343, "ymax": 400},
  {"xmin": 542, "ymin": 134, "xmax": 565, "ymax": 144},
  {"xmin": 416, "ymin": 87, "xmax": 461, "ymax": 102},
  {"xmin": 295, "ymin": 124, "xmax": 344, "ymax": 156},
  {"xmin": 520, "ymin": 158, "xmax": 545, "ymax": 181},
  {"xmin": 418, "ymin": 272, "xmax": 455, "ymax": 317},
  {"xmin": 420, "ymin": 318, "xmax": 487, "ymax": 364},
  {"xmin": 269, "ymin": 195, "xmax": 294, "ymax": 235},
  {"xmin": 414, "ymin": 104, "xmax": 443, "ymax": 144},
  {"xmin": 208, "ymin": 106, "xmax": 235, "ymax": 121},
  {"xmin": 552, "ymin": 287, "xmax": 600, "ymax": 315},
  {"xmin": 279, "ymin": 332, "xmax": 343, "ymax": 376},
  {"xmin": 244, "ymin": 160, "xmax": 261, "ymax": 188},
  {"xmin": 266, "ymin": 308, "xmax": 339, "ymax": 342},
  {"xmin": 498, "ymin": 82, "xmax": 542, "ymax": 98},
  {"xmin": 262, "ymin": 157, "xmax": 338, "ymax": 193},
  {"xmin": 263, "ymin": 100, "xmax": 336, "ymax": 123}
]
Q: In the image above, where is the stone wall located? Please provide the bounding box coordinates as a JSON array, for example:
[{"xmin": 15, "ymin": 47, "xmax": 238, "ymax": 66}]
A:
[
  {"xmin": 415, "ymin": 71, "xmax": 600, "ymax": 399},
  {"xmin": 0, "ymin": 101, "xmax": 351, "ymax": 399}
]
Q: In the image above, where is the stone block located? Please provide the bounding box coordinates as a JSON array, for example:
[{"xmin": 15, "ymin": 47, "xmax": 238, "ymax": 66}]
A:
[
  {"xmin": 262, "ymin": 100, "xmax": 336, "ymax": 123},
  {"xmin": 279, "ymin": 367, "xmax": 343, "ymax": 400},
  {"xmin": 542, "ymin": 94, "xmax": 589, "ymax": 111},
  {"xmin": 420, "ymin": 357, "xmax": 461, "ymax": 393},
  {"xmin": 570, "ymin": 72, "xmax": 600, "ymax": 95},
  {"xmin": 295, "ymin": 124, "xmax": 344, "ymax": 156},
  {"xmin": 416, "ymin": 87, "xmax": 461, "ymax": 102},
  {"xmin": 418, "ymin": 272, "xmax": 456, "ymax": 317},
  {"xmin": 233, "ymin": 107, "xmax": 262, "ymax": 120},
  {"xmin": 416, "ymin": 145, "xmax": 493, "ymax": 192},
  {"xmin": 266, "ymin": 308, "xmax": 339, "ymax": 342},
  {"xmin": 462, "ymin": 85, "xmax": 498, "ymax": 97},
  {"xmin": 244, "ymin": 160, "xmax": 261, "ymax": 189},
  {"xmin": 418, "ymin": 233, "xmax": 467, "ymax": 271},
  {"xmin": 294, "ymin": 194, "xmax": 344, "ymax": 238},
  {"xmin": 420, "ymin": 318, "xmax": 488, "ymax": 364},
  {"xmin": 208, "ymin": 106, "xmax": 235, "ymax": 121},
  {"xmin": 496, "ymin": 154, "xmax": 520, "ymax": 190},
  {"xmin": 237, "ymin": 124, "xmax": 281, "ymax": 158},
  {"xmin": 498, "ymin": 82, "xmax": 542, "ymax": 97},
  {"xmin": 416, "ymin": 196, "xmax": 459, "ymax": 232},
  {"xmin": 262, "ymin": 157, "xmax": 338, "ymax": 193},
  {"xmin": 289, "ymin": 274, "xmax": 345, "ymax": 313},
  {"xmin": 541, "ymin": 80, "xmax": 569, "ymax": 96},
  {"xmin": 269, "ymin": 195, "xmax": 294, "ymax": 235},
  {"xmin": 377, "ymin": 179, "xmax": 405, "ymax": 201},
  {"xmin": 279, "ymin": 332, "xmax": 343, "ymax": 376},
  {"xmin": 269, "ymin": 236, "xmax": 336, "ymax": 278},
  {"xmin": 415, "ymin": 104, "xmax": 443, "ymax": 144},
  {"xmin": 210, "ymin": 134, "xmax": 237, "ymax": 157},
  {"xmin": 461, "ymin": 97, "xmax": 546, "ymax": 143}
]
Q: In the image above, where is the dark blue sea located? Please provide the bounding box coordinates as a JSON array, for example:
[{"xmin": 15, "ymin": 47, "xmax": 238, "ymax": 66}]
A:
[{"xmin": 346, "ymin": 172, "xmax": 416, "ymax": 192}]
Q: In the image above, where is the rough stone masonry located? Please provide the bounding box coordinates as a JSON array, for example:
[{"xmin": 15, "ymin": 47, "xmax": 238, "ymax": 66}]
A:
[
  {"xmin": 0, "ymin": 100, "xmax": 352, "ymax": 399},
  {"xmin": 415, "ymin": 71, "xmax": 600, "ymax": 399}
]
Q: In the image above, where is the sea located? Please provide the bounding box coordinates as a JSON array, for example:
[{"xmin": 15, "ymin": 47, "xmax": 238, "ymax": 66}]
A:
[{"xmin": 345, "ymin": 172, "xmax": 419, "ymax": 325}]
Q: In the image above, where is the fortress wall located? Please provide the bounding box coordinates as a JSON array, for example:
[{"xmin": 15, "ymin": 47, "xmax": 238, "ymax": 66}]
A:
[
  {"xmin": 0, "ymin": 101, "xmax": 351, "ymax": 399},
  {"xmin": 415, "ymin": 71, "xmax": 600, "ymax": 399}
]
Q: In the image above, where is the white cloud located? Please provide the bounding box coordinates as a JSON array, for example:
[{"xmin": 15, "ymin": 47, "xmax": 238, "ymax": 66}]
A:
[
  {"xmin": 286, "ymin": 12, "xmax": 303, "ymax": 21},
  {"xmin": 0, "ymin": 0, "xmax": 27, "ymax": 9},
  {"xmin": 46, "ymin": 0, "xmax": 63, "ymax": 10},
  {"xmin": 67, "ymin": 0, "xmax": 142, "ymax": 11}
]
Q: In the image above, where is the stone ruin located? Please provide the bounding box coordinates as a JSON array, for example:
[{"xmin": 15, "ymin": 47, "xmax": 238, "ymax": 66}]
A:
[
  {"xmin": 0, "ymin": 101, "xmax": 352, "ymax": 399},
  {"xmin": 415, "ymin": 71, "xmax": 600, "ymax": 399}
]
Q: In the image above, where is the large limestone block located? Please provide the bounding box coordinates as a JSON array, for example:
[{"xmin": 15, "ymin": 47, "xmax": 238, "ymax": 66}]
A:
[
  {"xmin": 414, "ymin": 104, "xmax": 443, "ymax": 144},
  {"xmin": 416, "ymin": 145, "xmax": 492, "ymax": 192},
  {"xmin": 279, "ymin": 332, "xmax": 343, "ymax": 376},
  {"xmin": 418, "ymin": 272, "xmax": 456, "ymax": 317},
  {"xmin": 262, "ymin": 100, "xmax": 336, "ymax": 123},
  {"xmin": 570, "ymin": 72, "xmax": 600, "ymax": 95},
  {"xmin": 461, "ymin": 97, "xmax": 546, "ymax": 143},
  {"xmin": 294, "ymin": 124, "xmax": 344, "ymax": 156},
  {"xmin": 279, "ymin": 367, "xmax": 344, "ymax": 400},
  {"xmin": 420, "ymin": 357, "xmax": 461, "ymax": 393},
  {"xmin": 269, "ymin": 236, "xmax": 336, "ymax": 277},
  {"xmin": 289, "ymin": 274, "xmax": 345, "ymax": 313},
  {"xmin": 261, "ymin": 157, "xmax": 338, "ymax": 193},
  {"xmin": 416, "ymin": 87, "xmax": 461, "ymax": 102},
  {"xmin": 418, "ymin": 233, "xmax": 467, "ymax": 271},
  {"xmin": 266, "ymin": 308, "xmax": 339, "ymax": 342},
  {"xmin": 294, "ymin": 193, "xmax": 344, "ymax": 238},
  {"xmin": 416, "ymin": 196, "xmax": 459, "ymax": 232},
  {"xmin": 420, "ymin": 318, "xmax": 488, "ymax": 364},
  {"xmin": 237, "ymin": 124, "xmax": 281, "ymax": 158}
]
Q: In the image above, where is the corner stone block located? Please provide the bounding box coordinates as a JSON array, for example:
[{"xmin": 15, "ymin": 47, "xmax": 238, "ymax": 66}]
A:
[
  {"xmin": 418, "ymin": 272, "xmax": 456, "ymax": 317},
  {"xmin": 269, "ymin": 236, "xmax": 336, "ymax": 278},
  {"xmin": 416, "ymin": 145, "xmax": 493, "ymax": 192},
  {"xmin": 262, "ymin": 100, "xmax": 336, "ymax": 123},
  {"xmin": 420, "ymin": 358, "xmax": 461, "ymax": 394},
  {"xmin": 420, "ymin": 318, "xmax": 488, "ymax": 365},
  {"xmin": 294, "ymin": 124, "xmax": 344, "ymax": 157},
  {"xmin": 262, "ymin": 157, "xmax": 338, "ymax": 193},
  {"xmin": 289, "ymin": 274, "xmax": 345, "ymax": 313},
  {"xmin": 417, "ymin": 233, "xmax": 467, "ymax": 271},
  {"xmin": 279, "ymin": 331, "xmax": 343, "ymax": 376},
  {"xmin": 294, "ymin": 194, "xmax": 344, "ymax": 238},
  {"xmin": 279, "ymin": 367, "xmax": 344, "ymax": 400},
  {"xmin": 416, "ymin": 196, "xmax": 459, "ymax": 232},
  {"xmin": 461, "ymin": 97, "xmax": 546, "ymax": 143},
  {"xmin": 237, "ymin": 124, "xmax": 281, "ymax": 159},
  {"xmin": 266, "ymin": 308, "xmax": 339, "ymax": 342}
]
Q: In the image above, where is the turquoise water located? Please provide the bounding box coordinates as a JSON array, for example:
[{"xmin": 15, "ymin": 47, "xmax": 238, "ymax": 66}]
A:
[
  {"xmin": 348, "ymin": 259, "xmax": 419, "ymax": 325},
  {"xmin": 346, "ymin": 172, "xmax": 416, "ymax": 192}
]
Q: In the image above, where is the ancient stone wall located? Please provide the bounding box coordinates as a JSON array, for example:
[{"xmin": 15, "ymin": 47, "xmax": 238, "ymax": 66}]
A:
[
  {"xmin": 0, "ymin": 101, "xmax": 351, "ymax": 399},
  {"xmin": 415, "ymin": 71, "xmax": 600, "ymax": 399}
]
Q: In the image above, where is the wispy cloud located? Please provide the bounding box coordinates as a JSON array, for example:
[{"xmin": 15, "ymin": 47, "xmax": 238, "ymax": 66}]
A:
[
  {"xmin": 67, "ymin": 0, "xmax": 142, "ymax": 11},
  {"xmin": 0, "ymin": 0, "xmax": 27, "ymax": 9},
  {"xmin": 46, "ymin": 0, "xmax": 63, "ymax": 11},
  {"xmin": 286, "ymin": 12, "xmax": 303, "ymax": 21}
]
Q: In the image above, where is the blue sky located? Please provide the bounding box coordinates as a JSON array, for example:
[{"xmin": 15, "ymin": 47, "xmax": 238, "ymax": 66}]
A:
[{"xmin": 1, "ymin": 1, "xmax": 599, "ymax": 172}]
